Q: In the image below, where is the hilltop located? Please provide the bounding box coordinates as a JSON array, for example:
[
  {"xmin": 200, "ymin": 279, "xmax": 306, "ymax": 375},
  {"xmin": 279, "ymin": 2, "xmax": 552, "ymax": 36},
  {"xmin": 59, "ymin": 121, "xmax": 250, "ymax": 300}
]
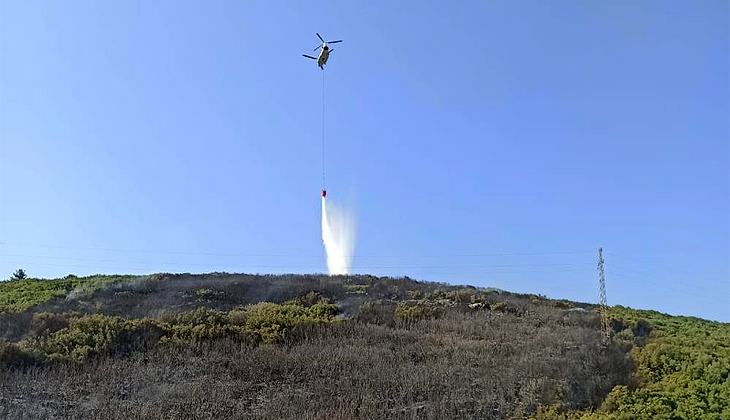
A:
[{"xmin": 1, "ymin": 273, "xmax": 728, "ymax": 419}]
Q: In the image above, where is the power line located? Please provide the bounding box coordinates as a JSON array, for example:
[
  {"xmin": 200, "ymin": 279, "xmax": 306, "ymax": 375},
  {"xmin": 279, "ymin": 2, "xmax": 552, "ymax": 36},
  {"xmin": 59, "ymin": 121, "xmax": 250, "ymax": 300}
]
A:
[
  {"xmin": 0, "ymin": 259, "xmax": 596, "ymax": 277},
  {"xmin": 0, "ymin": 241, "xmax": 593, "ymax": 259},
  {"xmin": 610, "ymin": 270, "xmax": 728, "ymax": 305},
  {"xmin": 407, "ymin": 267, "xmax": 592, "ymax": 276},
  {"xmin": 609, "ymin": 262, "xmax": 728, "ymax": 291},
  {"xmin": 0, "ymin": 253, "xmax": 594, "ymax": 270},
  {"xmin": 605, "ymin": 251, "xmax": 728, "ymax": 287}
]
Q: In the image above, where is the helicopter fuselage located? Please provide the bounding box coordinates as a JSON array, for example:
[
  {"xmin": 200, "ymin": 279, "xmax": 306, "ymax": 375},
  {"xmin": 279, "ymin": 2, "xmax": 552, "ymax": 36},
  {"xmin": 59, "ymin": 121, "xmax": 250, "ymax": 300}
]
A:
[{"xmin": 317, "ymin": 46, "xmax": 330, "ymax": 69}]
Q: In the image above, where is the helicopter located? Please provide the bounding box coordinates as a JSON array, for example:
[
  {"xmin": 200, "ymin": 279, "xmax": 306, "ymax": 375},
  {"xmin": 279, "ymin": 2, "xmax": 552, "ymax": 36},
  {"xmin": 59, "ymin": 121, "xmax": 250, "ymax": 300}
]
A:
[{"xmin": 302, "ymin": 33, "xmax": 342, "ymax": 69}]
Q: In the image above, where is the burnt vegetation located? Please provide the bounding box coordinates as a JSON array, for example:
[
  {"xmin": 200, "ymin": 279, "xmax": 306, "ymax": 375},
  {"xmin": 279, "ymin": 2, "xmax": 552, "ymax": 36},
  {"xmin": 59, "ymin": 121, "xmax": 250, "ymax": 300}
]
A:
[{"xmin": 0, "ymin": 273, "xmax": 726, "ymax": 420}]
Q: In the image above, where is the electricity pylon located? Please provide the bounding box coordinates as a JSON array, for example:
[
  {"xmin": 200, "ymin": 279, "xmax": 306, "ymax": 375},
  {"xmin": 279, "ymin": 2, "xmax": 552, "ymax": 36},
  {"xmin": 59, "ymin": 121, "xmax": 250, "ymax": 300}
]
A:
[{"xmin": 598, "ymin": 247, "xmax": 610, "ymax": 343}]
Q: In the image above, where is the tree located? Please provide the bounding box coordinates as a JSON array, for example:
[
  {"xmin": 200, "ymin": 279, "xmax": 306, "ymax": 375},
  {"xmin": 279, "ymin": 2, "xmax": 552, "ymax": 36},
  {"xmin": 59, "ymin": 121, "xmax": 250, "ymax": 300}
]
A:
[{"xmin": 11, "ymin": 269, "xmax": 27, "ymax": 280}]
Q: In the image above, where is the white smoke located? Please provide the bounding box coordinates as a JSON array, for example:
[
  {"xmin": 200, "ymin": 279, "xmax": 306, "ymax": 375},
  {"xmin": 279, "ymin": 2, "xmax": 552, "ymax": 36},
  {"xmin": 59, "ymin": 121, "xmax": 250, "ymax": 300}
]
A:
[{"xmin": 321, "ymin": 196, "xmax": 356, "ymax": 275}]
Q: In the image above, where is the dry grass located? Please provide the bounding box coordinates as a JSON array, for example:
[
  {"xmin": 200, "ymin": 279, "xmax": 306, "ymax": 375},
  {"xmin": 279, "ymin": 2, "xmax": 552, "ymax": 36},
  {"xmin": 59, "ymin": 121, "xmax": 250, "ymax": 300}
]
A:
[{"xmin": 0, "ymin": 293, "xmax": 631, "ymax": 419}]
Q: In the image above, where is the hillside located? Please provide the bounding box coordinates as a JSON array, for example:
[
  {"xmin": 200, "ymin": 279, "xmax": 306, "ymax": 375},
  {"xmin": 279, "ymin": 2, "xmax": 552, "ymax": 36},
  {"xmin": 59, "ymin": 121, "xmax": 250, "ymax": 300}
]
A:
[{"xmin": 0, "ymin": 273, "xmax": 728, "ymax": 420}]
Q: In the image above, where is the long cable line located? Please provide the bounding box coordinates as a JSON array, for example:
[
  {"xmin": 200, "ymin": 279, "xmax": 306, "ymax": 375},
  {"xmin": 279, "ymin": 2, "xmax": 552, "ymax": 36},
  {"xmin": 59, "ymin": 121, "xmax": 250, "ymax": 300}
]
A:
[
  {"xmin": 609, "ymin": 262, "xmax": 728, "ymax": 290},
  {"xmin": 3, "ymin": 247, "xmax": 726, "ymax": 309},
  {"xmin": 2, "ymin": 242, "xmax": 724, "ymax": 301},
  {"xmin": 0, "ymin": 259, "xmax": 597, "ymax": 275},
  {"xmin": 610, "ymin": 271, "xmax": 728, "ymax": 305},
  {"xmin": 0, "ymin": 253, "xmax": 594, "ymax": 270},
  {"xmin": 322, "ymin": 69, "xmax": 326, "ymax": 191},
  {"xmin": 0, "ymin": 240, "xmax": 594, "ymax": 259},
  {"xmin": 2, "ymin": 241, "xmax": 723, "ymax": 294},
  {"xmin": 606, "ymin": 251, "xmax": 728, "ymax": 286}
]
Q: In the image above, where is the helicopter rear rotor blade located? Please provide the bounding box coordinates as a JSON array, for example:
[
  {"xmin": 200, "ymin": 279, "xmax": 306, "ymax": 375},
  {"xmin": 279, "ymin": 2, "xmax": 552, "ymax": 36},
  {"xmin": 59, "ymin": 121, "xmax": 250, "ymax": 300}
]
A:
[
  {"xmin": 316, "ymin": 33, "xmax": 325, "ymax": 42},
  {"xmin": 302, "ymin": 54, "xmax": 317, "ymax": 60},
  {"xmin": 313, "ymin": 45, "xmax": 322, "ymax": 51},
  {"xmin": 327, "ymin": 40, "xmax": 342, "ymax": 44}
]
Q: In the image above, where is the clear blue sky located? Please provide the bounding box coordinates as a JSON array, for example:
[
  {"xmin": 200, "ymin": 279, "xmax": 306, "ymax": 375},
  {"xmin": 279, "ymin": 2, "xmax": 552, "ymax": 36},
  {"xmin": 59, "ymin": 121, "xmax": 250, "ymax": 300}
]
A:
[{"xmin": 1, "ymin": 1, "xmax": 728, "ymax": 321}]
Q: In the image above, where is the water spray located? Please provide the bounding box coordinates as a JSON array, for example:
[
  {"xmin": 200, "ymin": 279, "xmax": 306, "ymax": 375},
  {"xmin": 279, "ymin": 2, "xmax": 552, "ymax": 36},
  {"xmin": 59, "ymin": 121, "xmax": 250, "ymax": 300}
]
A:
[{"xmin": 321, "ymin": 196, "xmax": 356, "ymax": 275}]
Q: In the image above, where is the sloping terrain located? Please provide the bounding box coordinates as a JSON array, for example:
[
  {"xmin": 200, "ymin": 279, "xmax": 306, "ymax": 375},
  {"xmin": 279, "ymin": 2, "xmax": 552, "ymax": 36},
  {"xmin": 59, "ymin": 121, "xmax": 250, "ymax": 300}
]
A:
[{"xmin": 0, "ymin": 273, "xmax": 727, "ymax": 420}]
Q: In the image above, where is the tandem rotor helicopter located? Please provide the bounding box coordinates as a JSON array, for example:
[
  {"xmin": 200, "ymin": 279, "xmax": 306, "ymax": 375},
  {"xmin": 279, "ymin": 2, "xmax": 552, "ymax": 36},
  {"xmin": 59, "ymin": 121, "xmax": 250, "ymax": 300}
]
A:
[{"xmin": 302, "ymin": 33, "xmax": 342, "ymax": 69}]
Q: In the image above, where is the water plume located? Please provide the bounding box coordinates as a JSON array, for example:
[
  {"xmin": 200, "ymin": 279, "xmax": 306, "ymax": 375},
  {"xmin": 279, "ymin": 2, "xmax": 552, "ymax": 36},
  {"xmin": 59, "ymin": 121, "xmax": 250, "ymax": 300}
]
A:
[{"xmin": 321, "ymin": 196, "xmax": 356, "ymax": 275}]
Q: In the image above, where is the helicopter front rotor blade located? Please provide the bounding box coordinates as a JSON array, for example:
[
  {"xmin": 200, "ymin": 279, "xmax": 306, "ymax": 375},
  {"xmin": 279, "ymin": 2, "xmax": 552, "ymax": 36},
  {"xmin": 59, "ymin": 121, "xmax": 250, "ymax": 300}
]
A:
[
  {"xmin": 313, "ymin": 45, "xmax": 322, "ymax": 51},
  {"xmin": 327, "ymin": 40, "xmax": 342, "ymax": 44},
  {"xmin": 302, "ymin": 54, "xmax": 317, "ymax": 60},
  {"xmin": 316, "ymin": 33, "xmax": 325, "ymax": 42}
]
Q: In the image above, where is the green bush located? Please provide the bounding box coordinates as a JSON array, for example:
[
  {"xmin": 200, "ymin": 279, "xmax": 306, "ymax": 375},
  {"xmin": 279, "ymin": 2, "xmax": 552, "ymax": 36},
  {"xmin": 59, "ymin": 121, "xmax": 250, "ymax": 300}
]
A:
[
  {"xmin": 528, "ymin": 307, "xmax": 730, "ymax": 420},
  {"xmin": 28, "ymin": 312, "xmax": 70, "ymax": 338},
  {"xmin": 20, "ymin": 314, "xmax": 169, "ymax": 362},
  {"xmin": 194, "ymin": 288, "xmax": 213, "ymax": 299},
  {"xmin": 4, "ymin": 301, "xmax": 341, "ymax": 366},
  {"xmin": 161, "ymin": 307, "xmax": 245, "ymax": 343},
  {"xmin": 585, "ymin": 307, "xmax": 730, "ymax": 419},
  {"xmin": 172, "ymin": 307, "xmax": 227, "ymax": 326},
  {"xmin": 0, "ymin": 279, "xmax": 75, "ymax": 313},
  {"xmin": 243, "ymin": 301, "xmax": 338, "ymax": 343},
  {"xmin": 25, "ymin": 313, "xmax": 126, "ymax": 362},
  {"xmin": 0, "ymin": 275, "xmax": 142, "ymax": 313},
  {"xmin": 291, "ymin": 291, "xmax": 329, "ymax": 307},
  {"xmin": 490, "ymin": 301, "xmax": 521, "ymax": 314},
  {"xmin": 552, "ymin": 300, "xmax": 573, "ymax": 309},
  {"xmin": 166, "ymin": 323, "xmax": 242, "ymax": 343},
  {"xmin": 227, "ymin": 308, "xmax": 248, "ymax": 326},
  {"xmin": 394, "ymin": 302, "xmax": 442, "ymax": 323}
]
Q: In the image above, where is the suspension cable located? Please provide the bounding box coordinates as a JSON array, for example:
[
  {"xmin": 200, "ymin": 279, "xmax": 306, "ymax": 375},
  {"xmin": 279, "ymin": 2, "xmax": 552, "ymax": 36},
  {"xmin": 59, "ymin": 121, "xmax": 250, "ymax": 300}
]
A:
[{"xmin": 322, "ymin": 69, "xmax": 326, "ymax": 190}]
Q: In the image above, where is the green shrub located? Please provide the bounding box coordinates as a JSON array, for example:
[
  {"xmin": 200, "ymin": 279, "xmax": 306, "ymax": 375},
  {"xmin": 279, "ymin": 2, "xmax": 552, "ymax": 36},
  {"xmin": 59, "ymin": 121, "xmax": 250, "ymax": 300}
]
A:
[
  {"xmin": 172, "ymin": 307, "xmax": 227, "ymax": 326},
  {"xmin": 194, "ymin": 288, "xmax": 213, "ymax": 298},
  {"xmin": 227, "ymin": 308, "xmax": 248, "ymax": 326},
  {"xmin": 552, "ymin": 300, "xmax": 573, "ymax": 309},
  {"xmin": 27, "ymin": 313, "xmax": 126, "ymax": 362},
  {"xmin": 297, "ymin": 291, "xmax": 329, "ymax": 307},
  {"xmin": 244, "ymin": 302, "xmax": 337, "ymax": 343},
  {"xmin": 490, "ymin": 301, "xmax": 523, "ymax": 315},
  {"xmin": 585, "ymin": 306, "xmax": 730, "ymax": 419},
  {"xmin": 0, "ymin": 279, "xmax": 75, "ymax": 313},
  {"xmin": 308, "ymin": 302, "xmax": 338, "ymax": 318},
  {"xmin": 28, "ymin": 312, "xmax": 69, "ymax": 338},
  {"xmin": 167, "ymin": 323, "xmax": 241, "ymax": 343},
  {"xmin": 394, "ymin": 302, "xmax": 442, "ymax": 323},
  {"xmin": 3, "ymin": 301, "xmax": 341, "ymax": 366},
  {"xmin": 0, "ymin": 275, "xmax": 142, "ymax": 313},
  {"xmin": 162, "ymin": 307, "xmax": 241, "ymax": 343},
  {"xmin": 18, "ymin": 313, "xmax": 171, "ymax": 363}
]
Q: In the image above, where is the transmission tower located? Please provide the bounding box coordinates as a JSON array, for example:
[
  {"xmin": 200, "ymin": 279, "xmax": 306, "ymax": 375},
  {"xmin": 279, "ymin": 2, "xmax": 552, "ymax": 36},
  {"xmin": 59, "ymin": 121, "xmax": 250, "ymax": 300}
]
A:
[{"xmin": 597, "ymin": 247, "xmax": 610, "ymax": 343}]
